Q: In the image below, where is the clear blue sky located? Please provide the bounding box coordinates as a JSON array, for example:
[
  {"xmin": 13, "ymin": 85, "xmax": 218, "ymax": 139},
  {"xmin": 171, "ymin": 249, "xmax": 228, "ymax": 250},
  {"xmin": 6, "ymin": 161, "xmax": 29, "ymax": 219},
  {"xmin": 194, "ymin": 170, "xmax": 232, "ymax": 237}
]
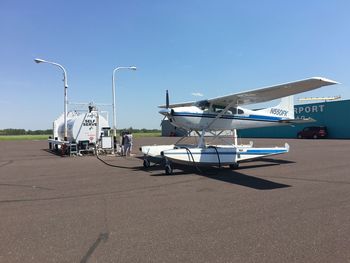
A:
[{"xmin": 1, "ymin": 0, "xmax": 349, "ymax": 129}]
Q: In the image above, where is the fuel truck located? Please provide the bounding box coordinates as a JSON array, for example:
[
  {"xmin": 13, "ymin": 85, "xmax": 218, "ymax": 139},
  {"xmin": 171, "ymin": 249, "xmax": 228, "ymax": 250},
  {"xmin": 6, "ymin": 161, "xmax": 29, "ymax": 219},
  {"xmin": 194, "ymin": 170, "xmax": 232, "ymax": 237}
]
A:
[{"xmin": 49, "ymin": 105, "xmax": 113, "ymax": 155}]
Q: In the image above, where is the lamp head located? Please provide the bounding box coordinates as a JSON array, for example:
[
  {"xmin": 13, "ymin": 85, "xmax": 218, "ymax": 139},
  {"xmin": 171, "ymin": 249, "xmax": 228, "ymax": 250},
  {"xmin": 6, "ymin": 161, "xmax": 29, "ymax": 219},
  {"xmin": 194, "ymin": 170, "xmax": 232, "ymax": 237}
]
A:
[
  {"xmin": 34, "ymin": 58, "xmax": 46, "ymax": 64},
  {"xmin": 129, "ymin": 66, "xmax": 137, "ymax": 70}
]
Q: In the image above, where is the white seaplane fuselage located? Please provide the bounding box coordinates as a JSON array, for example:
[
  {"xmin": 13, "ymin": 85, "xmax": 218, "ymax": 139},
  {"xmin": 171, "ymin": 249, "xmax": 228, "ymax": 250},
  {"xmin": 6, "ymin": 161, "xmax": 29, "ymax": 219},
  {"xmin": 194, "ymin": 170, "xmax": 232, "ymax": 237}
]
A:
[
  {"xmin": 141, "ymin": 77, "xmax": 338, "ymax": 173},
  {"xmin": 167, "ymin": 105, "xmax": 289, "ymax": 131},
  {"xmin": 145, "ymin": 99, "xmax": 294, "ymax": 170},
  {"xmin": 142, "ymin": 104, "xmax": 292, "ymax": 169}
]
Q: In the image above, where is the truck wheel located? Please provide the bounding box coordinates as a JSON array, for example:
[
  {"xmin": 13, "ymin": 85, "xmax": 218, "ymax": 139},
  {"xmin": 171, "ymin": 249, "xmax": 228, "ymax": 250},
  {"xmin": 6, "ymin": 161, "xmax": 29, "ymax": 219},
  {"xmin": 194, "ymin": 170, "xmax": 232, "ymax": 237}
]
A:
[
  {"xmin": 297, "ymin": 134, "xmax": 302, "ymax": 139},
  {"xmin": 313, "ymin": 134, "xmax": 318, "ymax": 139}
]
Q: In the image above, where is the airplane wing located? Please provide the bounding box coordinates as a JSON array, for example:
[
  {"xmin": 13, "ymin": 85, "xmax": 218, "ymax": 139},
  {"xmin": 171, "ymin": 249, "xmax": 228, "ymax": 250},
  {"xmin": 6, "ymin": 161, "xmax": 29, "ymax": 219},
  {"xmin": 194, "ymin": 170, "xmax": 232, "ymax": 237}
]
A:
[
  {"xmin": 159, "ymin": 77, "xmax": 338, "ymax": 108},
  {"xmin": 208, "ymin": 77, "xmax": 338, "ymax": 107}
]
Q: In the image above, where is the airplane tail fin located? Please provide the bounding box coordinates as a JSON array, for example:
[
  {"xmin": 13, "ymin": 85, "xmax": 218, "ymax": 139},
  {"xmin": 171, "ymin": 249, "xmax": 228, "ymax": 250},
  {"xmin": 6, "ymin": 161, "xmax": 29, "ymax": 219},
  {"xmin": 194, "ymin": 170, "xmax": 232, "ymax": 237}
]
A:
[
  {"xmin": 255, "ymin": 96, "xmax": 295, "ymax": 119},
  {"xmin": 276, "ymin": 96, "xmax": 294, "ymax": 119}
]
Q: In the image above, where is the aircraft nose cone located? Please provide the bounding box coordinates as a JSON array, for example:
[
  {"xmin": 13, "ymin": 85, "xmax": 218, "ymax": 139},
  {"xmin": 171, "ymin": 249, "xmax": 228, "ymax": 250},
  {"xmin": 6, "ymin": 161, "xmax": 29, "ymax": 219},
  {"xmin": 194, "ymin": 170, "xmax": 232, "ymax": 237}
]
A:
[{"xmin": 159, "ymin": 108, "xmax": 172, "ymax": 116}]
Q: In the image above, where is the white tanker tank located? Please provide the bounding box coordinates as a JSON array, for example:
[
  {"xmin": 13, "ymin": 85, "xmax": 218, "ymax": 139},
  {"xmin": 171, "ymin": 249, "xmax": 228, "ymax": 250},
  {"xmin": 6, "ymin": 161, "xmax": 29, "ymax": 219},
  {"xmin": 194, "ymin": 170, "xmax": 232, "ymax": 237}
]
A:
[{"xmin": 53, "ymin": 106, "xmax": 109, "ymax": 144}]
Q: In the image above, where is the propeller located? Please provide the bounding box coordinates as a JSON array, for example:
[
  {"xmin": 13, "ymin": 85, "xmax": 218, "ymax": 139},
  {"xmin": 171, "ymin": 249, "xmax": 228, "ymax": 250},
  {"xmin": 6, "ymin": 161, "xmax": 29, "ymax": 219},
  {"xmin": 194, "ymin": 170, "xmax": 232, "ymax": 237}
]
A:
[
  {"xmin": 160, "ymin": 90, "xmax": 172, "ymax": 125},
  {"xmin": 166, "ymin": 89, "xmax": 169, "ymax": 109}
]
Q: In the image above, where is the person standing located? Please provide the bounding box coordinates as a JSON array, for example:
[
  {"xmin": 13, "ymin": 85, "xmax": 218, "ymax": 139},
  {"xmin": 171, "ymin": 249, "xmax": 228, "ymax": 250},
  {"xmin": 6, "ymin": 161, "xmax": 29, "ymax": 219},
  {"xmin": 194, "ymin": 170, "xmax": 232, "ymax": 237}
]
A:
[
  {"xmin": 128, "ymin": 132, "xmax": 133, "ymax": 155},
  {"xmin": 120, "ymin": 131, "xmax": 126, "ymax": 156},
  {"xmin": 124, "ymin": 131, "xmax": 133, "ymax": 156}
]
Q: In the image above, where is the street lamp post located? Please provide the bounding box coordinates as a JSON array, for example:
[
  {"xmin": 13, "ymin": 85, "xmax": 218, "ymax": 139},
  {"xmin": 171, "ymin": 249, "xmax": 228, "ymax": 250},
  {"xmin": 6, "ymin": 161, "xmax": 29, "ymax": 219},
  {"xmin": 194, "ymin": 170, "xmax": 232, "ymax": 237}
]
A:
[
  {"xmin": 112, "ymin": 66, "xmax": 137, "ymax": 154},
  {"xmin": 34, "ymin": 58, "xmax": 68, "ymax": 141}
]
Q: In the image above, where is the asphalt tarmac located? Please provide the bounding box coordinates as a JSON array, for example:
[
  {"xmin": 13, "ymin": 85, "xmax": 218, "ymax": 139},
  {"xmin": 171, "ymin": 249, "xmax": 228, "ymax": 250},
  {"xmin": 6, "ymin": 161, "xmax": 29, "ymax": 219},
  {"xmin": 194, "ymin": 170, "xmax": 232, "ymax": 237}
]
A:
[{"xmin": 0, "ymin": 137, "xmax": 349, "ymax": 263}]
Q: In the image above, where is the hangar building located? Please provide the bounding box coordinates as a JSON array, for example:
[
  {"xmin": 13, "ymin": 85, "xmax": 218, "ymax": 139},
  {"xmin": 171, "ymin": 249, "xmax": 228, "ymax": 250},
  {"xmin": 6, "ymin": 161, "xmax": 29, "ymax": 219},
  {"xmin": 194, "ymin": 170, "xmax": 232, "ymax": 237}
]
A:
[
  {"xmin": 161, "ymin": 99, "xmax": 350, "ymax": 139},
  {"xmin": 240, "ymin": 99, "xmax": 350, "ymax": 139}
]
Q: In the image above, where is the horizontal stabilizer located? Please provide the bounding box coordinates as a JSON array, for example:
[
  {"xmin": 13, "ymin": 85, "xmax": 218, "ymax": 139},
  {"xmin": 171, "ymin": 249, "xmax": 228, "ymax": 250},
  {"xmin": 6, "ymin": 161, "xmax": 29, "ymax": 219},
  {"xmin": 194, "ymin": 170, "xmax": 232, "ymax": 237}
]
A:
[{"xmin": 278, "ymin": 118, "xmax": 316, "ymax": 124}]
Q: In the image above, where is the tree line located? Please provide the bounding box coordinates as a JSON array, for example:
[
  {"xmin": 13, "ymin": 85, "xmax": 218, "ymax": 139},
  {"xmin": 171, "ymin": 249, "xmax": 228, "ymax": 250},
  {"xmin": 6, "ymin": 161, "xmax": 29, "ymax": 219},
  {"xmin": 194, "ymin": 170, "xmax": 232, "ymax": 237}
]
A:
[
  {"xmin": 118, "ymin": 128, "xmax": 160, "ymax": 133},
  {"xmin": 0, "ymin": 128, "xmax": 160, "ymax": 135},
  {"xmin": 0, "ymin": 129, "xmax": 53, "ymax": 135}
]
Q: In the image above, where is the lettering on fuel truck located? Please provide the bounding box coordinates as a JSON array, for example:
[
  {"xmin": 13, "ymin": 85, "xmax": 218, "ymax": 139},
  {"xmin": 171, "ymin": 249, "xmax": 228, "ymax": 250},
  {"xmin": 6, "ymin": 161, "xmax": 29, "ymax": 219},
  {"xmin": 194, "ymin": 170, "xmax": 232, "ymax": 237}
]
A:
[{"xmin": 83, "ymin": 119, "xmax": 97, "ymax": 126}]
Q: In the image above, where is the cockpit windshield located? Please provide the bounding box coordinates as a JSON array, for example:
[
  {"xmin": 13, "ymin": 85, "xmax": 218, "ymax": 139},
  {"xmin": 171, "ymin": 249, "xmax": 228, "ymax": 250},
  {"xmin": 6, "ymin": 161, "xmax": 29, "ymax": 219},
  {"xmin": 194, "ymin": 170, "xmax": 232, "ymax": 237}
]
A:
[{"xmin": 195, "ymin": 100, "xmax": 210, "ymax": 110}]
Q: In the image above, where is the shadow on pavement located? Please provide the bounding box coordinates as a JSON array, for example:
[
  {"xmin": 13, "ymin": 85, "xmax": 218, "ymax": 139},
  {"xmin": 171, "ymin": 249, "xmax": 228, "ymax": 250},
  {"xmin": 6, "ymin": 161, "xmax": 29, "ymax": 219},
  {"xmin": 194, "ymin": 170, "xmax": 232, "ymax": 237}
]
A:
[{"xmin": 143, "ymin": 161, "xmax": 291, "ymax": 190}]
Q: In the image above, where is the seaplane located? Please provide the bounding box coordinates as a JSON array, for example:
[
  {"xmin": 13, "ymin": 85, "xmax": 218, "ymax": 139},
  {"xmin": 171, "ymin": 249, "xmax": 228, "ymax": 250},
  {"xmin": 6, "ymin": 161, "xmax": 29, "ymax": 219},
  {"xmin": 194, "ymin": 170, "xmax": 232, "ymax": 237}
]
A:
[{"xmin": 140, "ymin": 77, "xmax": 338, "ymax": 174}]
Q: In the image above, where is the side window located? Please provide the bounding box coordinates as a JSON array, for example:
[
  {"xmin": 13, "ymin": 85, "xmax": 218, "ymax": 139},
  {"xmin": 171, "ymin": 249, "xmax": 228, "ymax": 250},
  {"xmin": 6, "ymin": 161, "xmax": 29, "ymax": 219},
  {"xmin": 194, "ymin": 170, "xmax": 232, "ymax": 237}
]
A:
[
  {"xmin": 212, "ymin": 105, "xmax": 224, "ymax": 113},
  {"xmin": 227, "ymin": 107, "xmax": 244, "ymax": 114},
  {"xmin": 229, "ymin": 107, "xmax": 237, "ymax": 114},
  {"xmin": 212, "ymin": 106, "xmax": 244, "ymax": 115}
]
